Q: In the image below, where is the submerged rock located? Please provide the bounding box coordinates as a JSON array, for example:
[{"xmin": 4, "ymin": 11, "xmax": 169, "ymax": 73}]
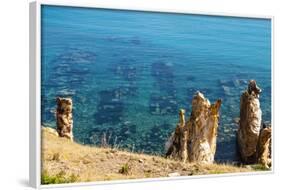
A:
[
  {"xmin": 110, "ymin": 59, "xmax": 138, "ymax": 82},
  {"xmin": 233, "ymin": 117, "xmax": 240, "ymax": 124},
  {"xmin": 141, "ymin": 123, "xmax": 173, "ymax": 155},
  {"xmin": 94, "ymin": 89, "xmax": 125, "ymax": 125},
  {"xmin": 151, "ymin": 61, "xmax": 175, "ymax": 92},
  {"xmin": 54, "ymin": 50, "xmax": 96, "ymax": 65},
  {"xmin": 237, "ymin": 80, "xmax": 262, "ymax": 163},
  {"xmin": 56, "ymin": 97, "xmax": 73, "ymax": 141},
  {"xmin": 130, "ymin": 37, "xmax": 141, "ymax": 45},
  {"xmin": 149, "ymin": 94, "xmax": 178, "ymax": 115},
  {"xmin": 222, "ymin": 85, "xmax": 232, "ymax": 96},
  {"xmin": 186, "ymin": 76, "xmax": 196, "ymax": 82},
  {"xmin": 218, "ymin": 79, "xmax": 235, "ymax": 87}
]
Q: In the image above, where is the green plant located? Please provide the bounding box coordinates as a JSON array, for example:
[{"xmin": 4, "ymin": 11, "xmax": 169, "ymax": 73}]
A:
[
  {"xmin": 119, "ymin": 163, "xmax": 131, "ymax": 175},
  {"xmin": 209, "ymin": 170, "xmax": 224, "ymax": 174},
  {"xmin": 144, "ymin": 171, "xmax": 151, "ymax": 178},
  {"xmin": 41, "ymin": 170, "xmax": 79, "ymax": 185},
  {"xmin": 250, "ymin": 164, "xmax": 271, "ymax": 171}
]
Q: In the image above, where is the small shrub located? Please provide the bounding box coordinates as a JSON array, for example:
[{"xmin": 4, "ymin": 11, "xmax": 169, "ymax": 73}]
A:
[
  {"xmin": 144, "ymin": 171, "xmax": 151, "ymax": 178},
  {"xmin": 119, "ymin": 163, "xmax": 131, "ymax": 175},
  {"xmin": 41, "ymin": 170, "xmax": 79, "ymax": 185},
  {"xmin": 52, "ymin": 153, "xmax": 60, "ymax": 161},
  {"xmin": 68, "ymin": 174, "xmax": 79, "ymax": 182},
  {"xmin": 104, "ymin": 175, "xmax": 112, "ymax": 181},
  {"xmin": 209, "ymin": 170, "xmax": 224, "ymax": 174},
  {"xmin": 251, "ymin": 164, "xmax": 271, "ymax": 171}
]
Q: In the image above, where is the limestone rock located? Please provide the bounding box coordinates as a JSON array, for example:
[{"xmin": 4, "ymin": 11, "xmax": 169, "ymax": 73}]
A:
[
  {"xmin": 56, "ymin": 97, "xmax": 73, "ymax": 141},
  {"xmin": 166, "ymin": 92, "xmax": 221, "ymax": 164},
  {"xmin": 166, "ymin": 109, "xmax": 188, "ymax": 162},
  {"xmin": 186, "ymin": 92, "xmax": 222, "ymax": 164},
  {"xmin": 257, "ymin": 125, "xmax": 271, "ymax": 168},
  {"xmin": 237, "ymin": 80, "xmax": 262, "ymax": 163}
]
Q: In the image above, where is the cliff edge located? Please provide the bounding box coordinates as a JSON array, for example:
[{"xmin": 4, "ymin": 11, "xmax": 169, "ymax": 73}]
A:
[{"xmin": 41, "ymin": 127, "xmax": 262, "ymax": 184}]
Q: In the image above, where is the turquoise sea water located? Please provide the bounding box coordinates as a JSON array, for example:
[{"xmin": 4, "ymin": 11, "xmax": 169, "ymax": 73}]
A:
[{"xmin": 41, "ymin": 5, "xmax": 271, "ymax": 161}]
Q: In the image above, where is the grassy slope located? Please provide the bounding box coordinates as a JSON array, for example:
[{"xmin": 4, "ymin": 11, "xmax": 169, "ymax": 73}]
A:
[{"xmin": 41, "ymin": 127, "xmax": 262, "ymax": 184}]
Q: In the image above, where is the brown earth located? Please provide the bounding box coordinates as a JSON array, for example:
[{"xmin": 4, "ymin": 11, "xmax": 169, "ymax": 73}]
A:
[{"xmin": 41, "ymin": 127, "xmax": 263, "ymax": 184}]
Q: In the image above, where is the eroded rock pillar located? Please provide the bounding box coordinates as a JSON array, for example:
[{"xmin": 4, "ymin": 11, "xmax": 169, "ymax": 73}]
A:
[
  {"xmin": 237, "ymin": 80, "xmax": 262, "ymax": 163},
  {"xmin": 56, "ymin": 97, "xmax": 73, "ymax": 141},
  {"xmin": 166, "ymin": 92, "xmax": 221, "ymax": 164},
  {"xmin": 257, "ymin": 125, "xmax": 272, "ymax": 168},
  {"xmin": 187, "ymin": 92, "xmax": 222, "ymax": 164},
  {"xmin": 165, "ymin": 109, "xmax": 188, "ymax": 162}
]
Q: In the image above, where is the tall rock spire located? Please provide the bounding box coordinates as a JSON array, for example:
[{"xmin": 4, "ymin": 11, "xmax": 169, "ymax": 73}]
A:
[
  {"xmin": 237, "ymin": 80, "xmax": 262, "ymax": 163},
  {"xmin": 186, "ymin": 92, "xmax": 221, "ymax": 163}
]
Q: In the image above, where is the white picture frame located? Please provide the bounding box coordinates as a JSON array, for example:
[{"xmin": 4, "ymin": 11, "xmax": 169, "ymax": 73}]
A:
[{"xmin": 29, "ymin": 1, "xmax": 274, "ymax": 189}]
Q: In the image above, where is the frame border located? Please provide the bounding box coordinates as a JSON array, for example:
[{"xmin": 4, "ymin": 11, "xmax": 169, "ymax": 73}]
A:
[
  {"xmin": 29, "ymin": 0, "xmax": 274, "ymax": 189},
  {"xmin": 30, "ymin": 1, "xmax": 41, "ymax": 188}
]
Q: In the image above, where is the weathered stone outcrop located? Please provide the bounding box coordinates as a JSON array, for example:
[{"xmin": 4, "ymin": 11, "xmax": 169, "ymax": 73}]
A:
[
  {"xmin": 257, "ymin": 125, "xmax": 272, "ymax": 168},
  {"xmin": 186, "ymin": 92, "xmax": 222, "ymax": 163},
  {"xmin": 165, "ymin": 109, "xmax": 188, "ymax": 162},
  {"xmin": 166, "ymin": 92, "xmax": 221, "ymax": 164},
  {"xmin": 237, "ymin": 80, "xmax": 262, "ymax": 163},
  {"xmin": 56, "ymin": 97, "xmax": 73, "ymax": 141}
]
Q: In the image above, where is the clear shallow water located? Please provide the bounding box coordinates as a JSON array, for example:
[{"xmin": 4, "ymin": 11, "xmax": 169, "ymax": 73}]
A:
[{"xmin": 41, "ymin": 5, "xmax": 271, "ymax": 161}]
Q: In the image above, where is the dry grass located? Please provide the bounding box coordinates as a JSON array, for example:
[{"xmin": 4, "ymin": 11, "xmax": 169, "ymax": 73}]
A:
[{"xmin": 41, "ymin": 127, "xmax": 261, "ymax": 184}]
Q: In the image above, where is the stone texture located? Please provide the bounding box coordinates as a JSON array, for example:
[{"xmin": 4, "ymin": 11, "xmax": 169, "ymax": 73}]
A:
[
  {"xmin": 237, "ymin": 80, "xmax": 262, "ymax": 163},
  {"xmin": 186, "ymin": 92, "xmax": 222, "ymax": 164},
  {"xmin": 257, "ymin": 125, "xmax": 272, "ymax": 168},
  {"xmin": 56, "ymin": 97, "xmax": 73, "ymax": 141},
  {"xmin": 166, "ymin": 92, "xmax": 221, "ymax": 164},
  {"xmin": 165, "ymin": 109, "xmax": 188, "ymax": 162}
]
